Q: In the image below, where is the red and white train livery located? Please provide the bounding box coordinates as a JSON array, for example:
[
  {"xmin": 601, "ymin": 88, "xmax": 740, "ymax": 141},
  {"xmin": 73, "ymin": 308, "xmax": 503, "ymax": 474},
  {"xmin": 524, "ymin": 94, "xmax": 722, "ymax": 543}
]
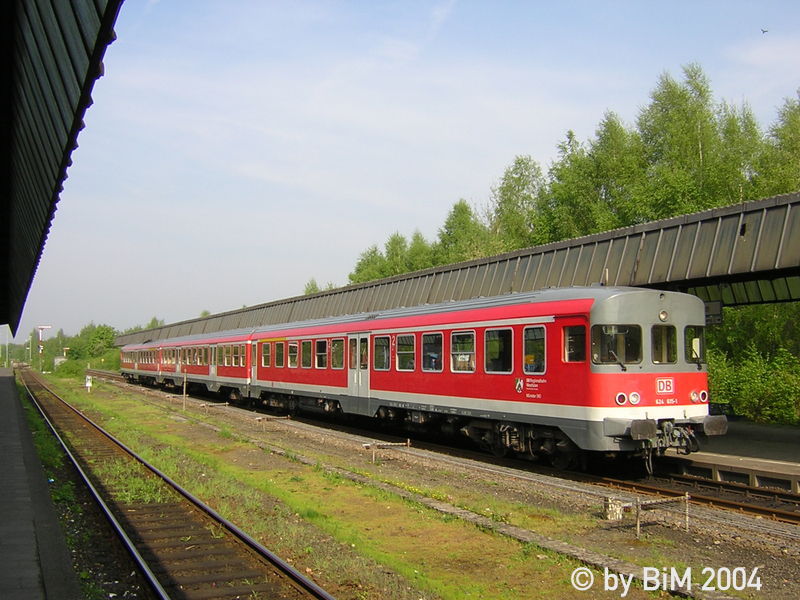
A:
[{"xmin": 121, "ymin": 286, "xmax": 727, "ymax": 467}]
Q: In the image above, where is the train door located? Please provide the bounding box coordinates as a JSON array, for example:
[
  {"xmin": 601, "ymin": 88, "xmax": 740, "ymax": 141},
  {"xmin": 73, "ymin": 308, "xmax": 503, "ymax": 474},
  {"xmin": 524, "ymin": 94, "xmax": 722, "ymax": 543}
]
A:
[
  {"xmin": 250, "ymin": 342, "xmax": 257, "ymax": 383},
  {"xmin": 347, "ymin": 333, "xmax": 370, "ymax": 398}
]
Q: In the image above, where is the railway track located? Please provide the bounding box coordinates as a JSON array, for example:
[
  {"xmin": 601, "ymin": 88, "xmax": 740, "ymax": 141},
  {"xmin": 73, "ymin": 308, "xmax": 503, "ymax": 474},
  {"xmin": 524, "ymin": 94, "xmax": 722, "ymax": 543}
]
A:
[
  {"xmin": 19, "ymin": 369, "xmax": 335, "ymax": 600},
  {"xmin": 86, "ymin": 368, "xmax": 800, "ymax": 526}
]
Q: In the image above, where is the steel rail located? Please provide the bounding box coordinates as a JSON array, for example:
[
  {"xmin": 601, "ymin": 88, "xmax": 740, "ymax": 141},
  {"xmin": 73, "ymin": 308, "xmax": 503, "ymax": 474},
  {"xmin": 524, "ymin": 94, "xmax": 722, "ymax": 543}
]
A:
[
  {"xmin": 20, "ymin": 371, "xmax": 171, "ymax": 600},
  {"xmin": 21, "ymin": 370, "xmax": 337, "ymax": 600}
]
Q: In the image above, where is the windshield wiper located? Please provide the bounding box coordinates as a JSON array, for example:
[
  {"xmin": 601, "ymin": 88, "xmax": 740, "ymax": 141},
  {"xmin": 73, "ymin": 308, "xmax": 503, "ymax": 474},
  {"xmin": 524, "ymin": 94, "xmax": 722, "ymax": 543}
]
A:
[{"xmin": 609, "ymin": 350, "xmax": 627, "ymax": 372}]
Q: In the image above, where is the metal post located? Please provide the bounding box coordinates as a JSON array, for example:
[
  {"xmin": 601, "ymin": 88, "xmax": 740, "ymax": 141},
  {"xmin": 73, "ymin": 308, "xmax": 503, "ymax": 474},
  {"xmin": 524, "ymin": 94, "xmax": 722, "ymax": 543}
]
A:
[
  {"xmin": 685, "ymin": 492, "xmax": 690, "ymax": 532},
  {"xmin": 635, "ymin": 497, "xmax": 641, "ymax": 539}
]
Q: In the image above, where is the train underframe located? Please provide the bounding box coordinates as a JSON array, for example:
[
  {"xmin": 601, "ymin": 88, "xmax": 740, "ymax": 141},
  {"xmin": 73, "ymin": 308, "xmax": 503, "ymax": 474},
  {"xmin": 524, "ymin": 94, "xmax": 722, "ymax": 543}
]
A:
[{"xmin": 126, "ymin": 373, "xmax": 724, "ymax": 473}]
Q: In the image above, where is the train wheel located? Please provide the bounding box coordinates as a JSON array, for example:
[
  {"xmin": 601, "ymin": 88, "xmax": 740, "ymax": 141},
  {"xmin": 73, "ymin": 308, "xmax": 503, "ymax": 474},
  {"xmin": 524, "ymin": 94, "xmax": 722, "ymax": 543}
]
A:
[
  {"xmin": 549, "ymin": 450, "xmax": 578, "ymax": 470},
  {"xmin": 490, "ymin": 443, "xmax": 508, "ymax": 458}
]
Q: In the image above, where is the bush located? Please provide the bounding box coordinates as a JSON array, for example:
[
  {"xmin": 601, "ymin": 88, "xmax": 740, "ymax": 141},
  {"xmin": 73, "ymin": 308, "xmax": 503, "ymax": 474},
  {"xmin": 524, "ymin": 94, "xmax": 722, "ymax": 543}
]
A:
[{"xmin": 708, "ymin": 346, "xmax": 800, "ymax": 424}]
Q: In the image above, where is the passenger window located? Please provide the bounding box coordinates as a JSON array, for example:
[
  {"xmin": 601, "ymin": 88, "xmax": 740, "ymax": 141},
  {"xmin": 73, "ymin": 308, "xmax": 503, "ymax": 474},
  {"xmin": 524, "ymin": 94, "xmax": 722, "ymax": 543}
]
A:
[
  {"xmin": 373, "ymin": 336, "xmax": 390, "ymax": 370},
  {"xmin": 288, "ymin": 342, "xmax": 299, "ymax": 368},
  {"xmin": 349, "ymin": 338, "xmax": 357, "ymax": 369},
  {"xmin": 301, "ymin": 341, "xmax": 312, "ymax": 368},
  {"xmin": 359, "ymin": 338, "xmax": 368, "ymax": 370},
  {"xmin": 652, "ymin": 325, "xmax": 677, "ymax": 363},
  {"xmin": 316, "ymin": 340, "xmax": 328, "ymax": 368},
  {"xmin": 262, "ymin": 343, "xmax": 271, "ymax": 367},
  {"xmin": 274, "ymin": 342, "xmax": 285, "ymax": 367},
  {"xmin": 590, "ymin": 325, "xmax": 642, "ymax": 364},
  {"xmin": 485, "ymin": 329, "xmax": 512, "ymax": 373},
  {"xmin": 451, "ymin": 331, "xmax": 475, "ymax": 372},
  {"xmin": 331, "ymin": 338, "xmax": 344, "ymax": 369},
  {"xmin": 524, "ymin": 327, "xmax": 546, "ymax": 373},
  {"xmin": 684, "ymin": 326, "xmax": 705, "ymax": 363},
  {"xmin": 422, "ymin": 333, "xmax": 443, "ymax": 372},
  {"xmin": 397, "ymin": 334, "xmax": 415, "ymax": 371},
  {"xmin": 564, "ymin": 326, "xmax": 587, "ymax": 362}
]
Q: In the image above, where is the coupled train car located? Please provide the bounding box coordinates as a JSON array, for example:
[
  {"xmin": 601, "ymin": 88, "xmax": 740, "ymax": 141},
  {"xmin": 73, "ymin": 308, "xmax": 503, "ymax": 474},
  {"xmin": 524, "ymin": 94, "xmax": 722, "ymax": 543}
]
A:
[{"xmin": 121, "ymin": 286, "xmax": 727, "ymax": 470}]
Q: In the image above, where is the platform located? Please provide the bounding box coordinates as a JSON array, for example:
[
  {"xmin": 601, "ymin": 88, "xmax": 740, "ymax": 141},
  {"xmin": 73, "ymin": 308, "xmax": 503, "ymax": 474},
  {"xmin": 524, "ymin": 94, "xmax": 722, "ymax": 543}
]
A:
[
  {"xmin": 0, "ymin": 368, "xmax": 81, "ymax": 600},
  {"xmin": 664, "ymin": 420, "xmax": 800, "ymax": 493}
]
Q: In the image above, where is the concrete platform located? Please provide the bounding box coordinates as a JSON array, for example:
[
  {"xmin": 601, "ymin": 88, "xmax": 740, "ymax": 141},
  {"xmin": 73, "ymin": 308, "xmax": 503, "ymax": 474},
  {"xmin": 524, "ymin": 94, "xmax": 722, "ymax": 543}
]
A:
[
  {"xmin": 0, "ymin": 368, "xmax": 81, "ymax": 600},
  {"xmin": 664, "ymin": 419, "xmax": 800, "ymax": 493},
  {"xmin": 700, "ymin": 419, "xmax": 800, "ymax": 463}
]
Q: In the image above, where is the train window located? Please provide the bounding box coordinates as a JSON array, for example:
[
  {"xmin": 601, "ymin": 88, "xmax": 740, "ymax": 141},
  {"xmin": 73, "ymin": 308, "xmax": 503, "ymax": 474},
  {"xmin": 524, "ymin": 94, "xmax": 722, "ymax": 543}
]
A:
[
  {"xmin": 397, "ymin": 335, "xmax": 415, "ymax": 371},
  {"xmin": 451, "ymin": 331, "xmax": 476, "ymax": 372},
  {"xmin": 349, "ymin": 339, "xmax": 357, "ymax": 369},
  {"xmin": 523, "ymin": 327, "xmax": 546, "ymax": 373},
  {"xmin": 288, "ymin": 342, "xmax": 299, "ymax": 367},
  {"xmin": 422, "ymin": 333, "xmax": 443, "ymax": 372},
  {"xmin": 652, "ymin": 325, "xmax": 677, "ymax": 363},
  {"xmin": 232, "ymin": 345, "xmax": 240, "ymax": 367},
  {"xmin": 590, "ymin": 325, "xmax": 642, "ymax": 365},
  {"xmin": 301, "ymin": 341, "xmax": 312, "ymax": 368},
  {"xmin": 564, "ymin": 326, "xmax": 586, "ymax": 362},
  {"xmin": 262, "ymin": 343, "xmax": 271, "ymax": 367},
  {"xmin": 485, "ymin": 329, "xmax": 513, "ymax": 373},
  {"xmin": 360, "ymin": 338, "xmax": 369, "ymax": 370},
  {"xmin": 275, "ymin": 342, "xmax": 285, "ymax": 367},
  {"xmin": 374, "ymin": 336, "xmax": 390, "ymax": 370},
  {"xmin": 331, "ymin": 339, "xmax": 345, "ymax": 369},
  {"xmin": 684, "ymin": 326, "xmax": 705, "ymax": 363},
  {"xmin": 240, "ymin": 344, "xmax": 246, "ymax": 366},
  {"xmin": 316, "ymin": 340, "xmax": 328, "ymax": 368}
]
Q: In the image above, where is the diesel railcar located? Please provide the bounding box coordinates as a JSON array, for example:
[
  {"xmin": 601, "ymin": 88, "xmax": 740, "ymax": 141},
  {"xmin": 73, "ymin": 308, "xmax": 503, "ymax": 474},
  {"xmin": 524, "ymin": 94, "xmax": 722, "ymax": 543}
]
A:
[{"xmin": 121, "ymin": 286, "xmax": 727, "ymax": 469}]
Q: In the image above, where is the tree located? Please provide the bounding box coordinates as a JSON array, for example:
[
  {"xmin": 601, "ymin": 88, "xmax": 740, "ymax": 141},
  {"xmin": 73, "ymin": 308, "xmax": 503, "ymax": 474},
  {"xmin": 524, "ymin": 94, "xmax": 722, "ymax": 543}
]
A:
[
  {"xmin": 406, "ymin": 230, "xmax": 435, "ymax": 271},
  {"xmin": 636, "ymin": 63, "xmax": 729, "ymax": 218},
  {"xmin": 304, "ymin": 278, "xmax": 321, "ymax": 295},
  {"xmin": 434, "ymin": 200, "xmax": 492, "ymax": 264},
  {"xmin": 488, "ymin": 155, "xmax": 546, "ymax": 249},
  {"xmin": 753, "ymin": 93, "xmax": 800, "ymax": 196},
  {"xmin": 384, "ymin": 232, "xmax": 410, "ymax": 276},
  {"xmin": 349, "ymin": 245, "xmax": 388, "ymax": 284}
]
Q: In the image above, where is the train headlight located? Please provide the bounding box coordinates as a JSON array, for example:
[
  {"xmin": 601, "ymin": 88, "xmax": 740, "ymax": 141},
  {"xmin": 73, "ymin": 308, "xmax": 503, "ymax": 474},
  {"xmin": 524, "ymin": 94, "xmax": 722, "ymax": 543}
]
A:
[
  {"xmin": 615, "ymin": 392, "xmax": 628, "ymax": 405},
  {"xmin": 690, "ymin": 391, "xmax": 700, "ymax": 403},
  {"xmin": 658, "ymin": 310, "xmax": 669, "ymax": 322},
  {"xmin": 629, "ymin": 392, "xmax": 641, "ymax": 405},
  {"xmin": 700, "ymin": 390, "xmax": 708, "ymax": 403}
]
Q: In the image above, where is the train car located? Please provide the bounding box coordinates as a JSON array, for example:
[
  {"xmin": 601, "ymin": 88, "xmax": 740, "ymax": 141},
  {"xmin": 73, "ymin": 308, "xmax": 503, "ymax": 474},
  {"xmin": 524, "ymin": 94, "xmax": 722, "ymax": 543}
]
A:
[{"xmin": 121, "ymin": 286, "xmax": 727, "ymax": 469}]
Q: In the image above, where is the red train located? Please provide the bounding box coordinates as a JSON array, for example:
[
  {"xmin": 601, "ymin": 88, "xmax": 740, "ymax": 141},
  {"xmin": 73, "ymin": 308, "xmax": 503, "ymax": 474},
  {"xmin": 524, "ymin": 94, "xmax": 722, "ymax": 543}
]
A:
[{"xmin": 121, "ymin": 286, "xmax": 727, "ymax": 469}]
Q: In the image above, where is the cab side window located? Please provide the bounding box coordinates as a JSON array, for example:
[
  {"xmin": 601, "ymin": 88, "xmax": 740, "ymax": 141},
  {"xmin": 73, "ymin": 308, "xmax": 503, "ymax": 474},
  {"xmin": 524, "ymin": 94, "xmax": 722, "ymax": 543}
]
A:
[{"xmin": 564, "ymin": 326, "xmax": 586, "ymax": 362}]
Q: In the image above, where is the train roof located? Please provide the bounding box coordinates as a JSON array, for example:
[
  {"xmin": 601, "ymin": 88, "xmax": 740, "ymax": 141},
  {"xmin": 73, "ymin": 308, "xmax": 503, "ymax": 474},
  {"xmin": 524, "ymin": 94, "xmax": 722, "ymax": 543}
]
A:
[{"xmin": 120, "ymin": 286, "xmax": 685, "ymax": 350}]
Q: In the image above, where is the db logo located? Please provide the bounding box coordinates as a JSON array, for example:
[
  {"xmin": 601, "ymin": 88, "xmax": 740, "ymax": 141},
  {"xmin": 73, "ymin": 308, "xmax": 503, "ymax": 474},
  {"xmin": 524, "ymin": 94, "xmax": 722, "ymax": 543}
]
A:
[{"xmin": 656, "ymin": 378, "xmax": 674, "ymax": 394}]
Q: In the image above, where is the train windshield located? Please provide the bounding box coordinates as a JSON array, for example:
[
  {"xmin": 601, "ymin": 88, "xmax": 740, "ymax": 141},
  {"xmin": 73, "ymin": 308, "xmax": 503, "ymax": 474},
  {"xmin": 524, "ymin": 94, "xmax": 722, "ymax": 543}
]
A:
[
  {"xmin": 684, "ymin": 325, "xmax": 706, "ymax": 365},
  {"xmin": 591, "ymin": 325, "xmax": 642, "ymax": 367}
]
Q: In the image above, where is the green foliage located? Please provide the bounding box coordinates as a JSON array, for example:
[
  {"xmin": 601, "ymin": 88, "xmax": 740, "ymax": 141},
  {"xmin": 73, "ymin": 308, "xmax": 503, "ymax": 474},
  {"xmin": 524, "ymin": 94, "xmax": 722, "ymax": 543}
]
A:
[
  {"xmin": 708, "ymin": 347, "xmax": 800, "ymax": 424},
  {"xmin": 489, "ymin": 155, "xmax": 545, "ymax": 249},
  {"xmin": 435, "ymin": 200, "xmax": 495, "ymax": 264}
]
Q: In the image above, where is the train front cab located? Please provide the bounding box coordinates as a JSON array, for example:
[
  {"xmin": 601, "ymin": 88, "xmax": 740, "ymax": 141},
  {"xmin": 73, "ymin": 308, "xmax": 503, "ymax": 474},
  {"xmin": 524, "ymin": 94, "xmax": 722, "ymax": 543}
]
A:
[{"xmin": 587, "ymin": 290, "xmax": 727, "ymax": 470}]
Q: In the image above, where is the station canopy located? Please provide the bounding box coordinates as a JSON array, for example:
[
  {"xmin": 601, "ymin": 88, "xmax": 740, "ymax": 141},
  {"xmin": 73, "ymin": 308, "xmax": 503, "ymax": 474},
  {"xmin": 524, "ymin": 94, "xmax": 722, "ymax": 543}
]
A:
[{"xmin": 0, "ymin": 0, "xmax": 123, "ymax": 335}]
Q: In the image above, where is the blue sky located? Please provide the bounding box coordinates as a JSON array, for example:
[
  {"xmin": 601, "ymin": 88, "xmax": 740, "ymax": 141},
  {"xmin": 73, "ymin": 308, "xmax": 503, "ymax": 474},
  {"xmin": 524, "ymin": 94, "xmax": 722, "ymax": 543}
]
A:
[{"xmin": 8, "ymin": 0, "xmax": 800, "ymax": 343}]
